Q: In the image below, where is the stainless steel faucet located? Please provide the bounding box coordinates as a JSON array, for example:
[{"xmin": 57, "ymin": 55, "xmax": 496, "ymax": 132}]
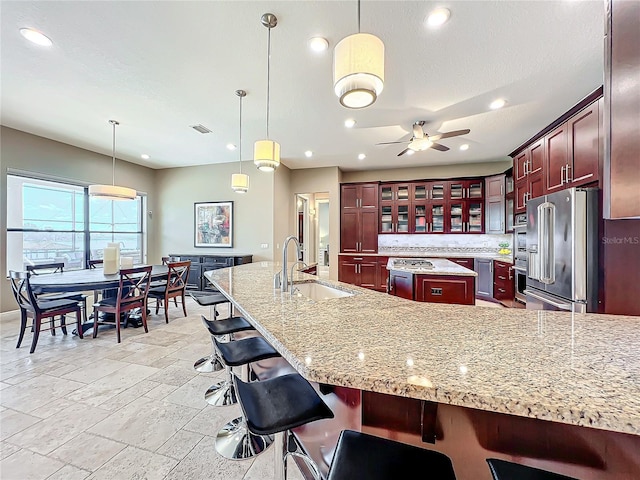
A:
[
  {"xmin": 289, "ymin": 261, "xmax": 307, "ymax": 294},
  {"xmin": 280, "ymin": 235, "xmax": 301, "ymax": 292}
]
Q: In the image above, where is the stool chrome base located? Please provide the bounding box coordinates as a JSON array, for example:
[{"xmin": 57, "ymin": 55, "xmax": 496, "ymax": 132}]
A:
[
  {"xmin": 193, "ymin": 354, "xmax": 224, "ymax": 373},
  {"xmin": 215, "ymin": 416, "xmax": 274, "ymax": 460},
  {"xmin": 204, "ymin": 380, "xmax": 237, "ymax": 406}
]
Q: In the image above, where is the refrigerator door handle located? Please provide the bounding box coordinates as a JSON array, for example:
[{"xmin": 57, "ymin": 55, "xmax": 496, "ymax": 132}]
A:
[
  {"xmin": 538, "ymin": 202, "xmax": 555, "ymax": 285},
  {"xmin": 524, "ymin": 289, "xmax": 572, "ymax": 311}
]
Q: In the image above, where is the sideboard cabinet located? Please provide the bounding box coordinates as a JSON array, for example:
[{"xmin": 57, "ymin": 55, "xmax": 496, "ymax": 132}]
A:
[{"xmin": 168, "ymin": 254, "xmax": 252, "ymax": 292}]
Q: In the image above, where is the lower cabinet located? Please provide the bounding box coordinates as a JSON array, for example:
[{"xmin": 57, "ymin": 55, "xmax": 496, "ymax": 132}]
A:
[
  {"xmin": 493, "ymin": 260, "xmax": 515, "ymax": 301},
  {"xmin": 338, "ymin": 256, "xmax": 378, "ymax": 289},
  {"xmin": 474, "ymin": 258, "xmax": 494, "ymax": 299},
  {"xmin": 414, "ymin": 275, "xmax": 475, "ymax": 305}
]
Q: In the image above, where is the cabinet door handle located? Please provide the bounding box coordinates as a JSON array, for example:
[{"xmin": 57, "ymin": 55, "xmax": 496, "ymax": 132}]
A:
[
  {"xmin": 508, "ymin": 267, "xmax": 513, "ymax": 280},
  {"xmin": 500, "ymin": 184, "xmax": 504, "ymax": 195},
  {"xmin": 490, "ymin": 262, "xmax": 493, "ymax": 273},
  {"xmin": 560, "ymin": 165, "xmax": 566, "ymax": 185},
  {"xmin": 528, "ymin": 159, "xmax": 533, "ymax": 174},
  {"xmin": 565, "ymin": 163, "xmax": 572, "ymax": 183},
  {"xmin": 498, "ymin": 275, "xmax": 506, "ymax": 280}
]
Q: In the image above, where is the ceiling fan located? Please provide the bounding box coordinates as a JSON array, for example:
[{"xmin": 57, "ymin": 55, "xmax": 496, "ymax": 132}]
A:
[{"xmin": 376, "ymin": 121, "xmax": 471, "ymax": 156}]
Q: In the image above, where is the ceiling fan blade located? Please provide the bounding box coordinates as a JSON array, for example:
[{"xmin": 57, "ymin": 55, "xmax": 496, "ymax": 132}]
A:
[
  {"xmin": 397, "ymin": 148, "xmax": 411, "ymax": 156},
  {"xmin": 429, "ymin": 129, "xmax": 470, "ymax": 141},
  {"xmin": 430, "ymin": 142, "xmax": 450, "ymax": 152},
  {"xmin": 412, "ymin": 123, "xmax": 424, "ymax": 139},
  {"xmin": 376, "ymin": 140, "xmax": 410, "ymax": 145}
]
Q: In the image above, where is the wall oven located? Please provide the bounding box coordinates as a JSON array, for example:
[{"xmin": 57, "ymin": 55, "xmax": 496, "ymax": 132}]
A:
[{"xmin": 513, "ymin": 213, "xmax": 527, "ymax": 304}]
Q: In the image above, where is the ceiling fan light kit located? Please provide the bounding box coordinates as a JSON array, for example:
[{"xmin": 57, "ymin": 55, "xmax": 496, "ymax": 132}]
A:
[
  {"xmin": 254, "ymin": 13, "xmax": 281, "ymax": 172},
  {"xmin": 231, "ymin": 89, "xmax": 249, "ymax": 194},
  {"xmin": 333, "ymin": 0, "xmax": 384, "ymax": 109},
  {"xmin": 375, "ymin": 121, "xmax": 471, "ymax": 157},
  {"xmin": 88, "ymin": 120, "xmax": 137, "ymax": 201}
]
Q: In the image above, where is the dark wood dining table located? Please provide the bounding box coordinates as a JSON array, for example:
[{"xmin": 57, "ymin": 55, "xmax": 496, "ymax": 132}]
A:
[{"xmin": 29, "ymin": 264, "xmax": 169, "ymax": 333}]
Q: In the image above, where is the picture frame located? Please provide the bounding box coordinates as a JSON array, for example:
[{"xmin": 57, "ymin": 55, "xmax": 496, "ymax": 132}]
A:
[{"xmin": 194, "ymin": 201, "xmax": 233, "ymax": 248}]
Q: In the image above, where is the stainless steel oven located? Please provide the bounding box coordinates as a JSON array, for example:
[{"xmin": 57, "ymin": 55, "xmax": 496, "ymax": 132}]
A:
[{"xmin": 513, "ymin": 213, "xmax": 527, "ymax": 304}]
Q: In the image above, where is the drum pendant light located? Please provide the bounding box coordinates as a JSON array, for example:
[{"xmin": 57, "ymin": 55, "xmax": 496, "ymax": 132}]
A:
[
  {"xmin": 88, "ymin": 120, "xmax": 137, "ymax": 200},
  {"xmin": 254, "ymin": 13, "xmax": 280, "ymax": 172},
  {"xmin": 231, "ymin": 89, "xmax": 249, "ymax": 193},
  {"xmin": 333, "ymin": 0, "xmax": 385, "ymax": 109}
]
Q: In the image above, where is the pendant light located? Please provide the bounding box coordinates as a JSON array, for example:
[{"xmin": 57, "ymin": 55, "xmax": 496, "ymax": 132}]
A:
[
  {"xmin": 333, "ymin": 0, "xmax": 385, "ymax": 109},
  {"xmin": 254, "ymin": 13, "xmax": 280, "ymax": 172},
  {"xmin": 88, "ymin": 120, "xmax": 137, "ymax": 200},
  {"xmin": 231, "ymin": 89, "xmax": 249, "ymax": 193}
]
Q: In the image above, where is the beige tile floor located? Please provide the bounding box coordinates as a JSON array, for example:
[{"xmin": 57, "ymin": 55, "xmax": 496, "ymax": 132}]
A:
[{"xmin": 0, "ymin": 297, "xmax": 306, "ymax": 480}]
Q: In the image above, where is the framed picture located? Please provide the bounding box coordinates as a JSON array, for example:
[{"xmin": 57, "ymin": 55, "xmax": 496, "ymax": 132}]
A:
[{"xmin": 194, "ymin": 201, "xmax": 233, "ymax": 247}]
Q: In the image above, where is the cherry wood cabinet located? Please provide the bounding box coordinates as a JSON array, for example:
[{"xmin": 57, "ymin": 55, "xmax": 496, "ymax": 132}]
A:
[
  {"xmin": 388, "ymin": 270, "xmax": 414, "ymax": 300},
  {"xmin": 545, "ymin": 124, "xmax": 569, "ymax": 193},
  {"xmin": 514, "ymin": 139, "xmax": 545, "ymax": 214},
  {"xmin": 414, "ymin": 275, "xmax": 475, "ymax": 305},
  {"xmin": 338, "ymin": 255, "xmax": 378, "ymax": 289},
  {"xmin": 567, "ymin": 99, "xmax": 600, "ymax": 188},
  {"xmin": 493, "ymin": 260, "xmax": 514, "ymax": 301},
  {"xmin": 340, "ymin": 183, "xmax": 379, "ymax": 254},
  {"xmin": 379, "ymin": 183, "xmax": 410, "ymax": 233}
]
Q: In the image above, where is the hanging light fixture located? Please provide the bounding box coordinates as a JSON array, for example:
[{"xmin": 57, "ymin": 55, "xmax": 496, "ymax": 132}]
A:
[
  {"xmin": 333, "ymin": 0, "xmax": 385, "ymax": 109},
  {"xmin": 231, "ymin": 89, "xmax": 249, "ymax": 193},
  {"xmin": 254, "ymin": 13, "xmax": 280, "ymax": 172},
  {"xmin": 88, "ymin": 120, "xmax": 136, "ymax": 200}
]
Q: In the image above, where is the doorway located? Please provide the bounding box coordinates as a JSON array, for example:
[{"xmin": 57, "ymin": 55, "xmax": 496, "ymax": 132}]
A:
[{"xmin": 295, "ymin": 193, "xmax": 329, "ymax": 276}]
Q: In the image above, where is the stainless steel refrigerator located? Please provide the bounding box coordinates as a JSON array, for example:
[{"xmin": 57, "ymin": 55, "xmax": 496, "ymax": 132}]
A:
[{"xmin": 525, "ymin": 187, "xmax": 598, "ymax": 313}]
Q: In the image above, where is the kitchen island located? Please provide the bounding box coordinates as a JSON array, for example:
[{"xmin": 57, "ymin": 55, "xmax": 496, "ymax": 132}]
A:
[
  {"xmin": 205, "ymin": 262, "xmax": 640, "ymax": 480},
  {"xmin": 387, "ymin": 257, "xmax": 477, "ymax": 304}
]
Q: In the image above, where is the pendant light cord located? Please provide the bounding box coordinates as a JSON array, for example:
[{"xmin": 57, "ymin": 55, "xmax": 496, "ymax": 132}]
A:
[
  {"xmin": 266, "ymin": 26, "xmax": 271, "ymax": 139},
  {"xmin": 357, "ymin": 0, "xmax": 361, "ymax": 33},
  {"xmin": 239, "ymin": 93, "xmax": 243, "ymax": 174},
  {"xmin": 110, "ymin": 120, "xmax": 118, "ymax": 186}
]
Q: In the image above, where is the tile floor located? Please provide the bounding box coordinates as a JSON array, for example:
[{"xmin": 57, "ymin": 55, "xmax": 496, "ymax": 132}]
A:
[{"xmin": 0, "ymin": 298, "xmax": 306, "ymax": 480}]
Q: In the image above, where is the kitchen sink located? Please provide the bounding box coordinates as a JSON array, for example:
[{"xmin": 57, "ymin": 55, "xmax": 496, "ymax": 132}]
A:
[{"xmin": 292, "ymin": 281, "xmax": 355, "ymax": 301}]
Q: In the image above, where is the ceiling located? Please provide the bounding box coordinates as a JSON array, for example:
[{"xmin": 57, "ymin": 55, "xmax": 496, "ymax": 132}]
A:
[{"xmin": 1, "ymin": 1, "xmax": 604, "ymax": 172}]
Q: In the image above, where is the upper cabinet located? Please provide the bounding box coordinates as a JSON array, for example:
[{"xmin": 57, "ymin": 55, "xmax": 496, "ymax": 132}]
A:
[
  {"xmin": 379, "ymin": 180, "xmax": 484, "ymax": 234},
  {"xmin": 340, "ymin": 183, "xmax": 379, "ymax": 253},
  {"xmin": 511, "ymin": 88, "xmax": 602, "ymax": 213},
  {"xmin": 485, "ymin": 174, "xmax": 506, "ymax": 234}
]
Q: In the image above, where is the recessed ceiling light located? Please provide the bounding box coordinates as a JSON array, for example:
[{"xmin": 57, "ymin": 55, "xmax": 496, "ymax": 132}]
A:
[
  {"xmin": 490, "ymin": 98, "xmax": 506, "ymax": 110},
  {"xmin": 19, "ymin": 27, "xmax": 53, "ymax": 47},
  {"xmin": 406, "ymin": 149, "xmax": 415, "ymax": 155},
  {"xmin": 344, "ymin": 119, "xmax": 356, "ymax": 128},
  {"xmin": 358, "ymin": 153, "xmax": 366, "ymax": 160},
  {"xmin": 459, "ymin": 144, "xmax": 469, "ymax": 151},
  {"xmin": 141, "ymin": 154, "xmax": 150, "ymax": 160},
  {"xmin": 226, "ymin": 143, "xmax": 237, "ymax": 151},
  {"xmin": 304, "ymin": 150, "xmax": 313, "ymax": 158},
  {"xmin": 426, "ymin": 8, "xmax": 451, "ymax": 28},
  {"xmin": 308, "ymin": 36, "xmax": 329, "ymax": 52}
]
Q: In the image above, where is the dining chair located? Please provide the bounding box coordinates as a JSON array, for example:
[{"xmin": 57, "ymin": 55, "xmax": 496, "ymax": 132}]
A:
[
  {"xmin": 10, "ymin": 271, "xmax": 84, "ymax": 353},
  {"xmin": 147, "ymin": 260, "xmax": 191, "ymax": 323},
  {"xmin": 92, "ymin": 265, "xmax": 152, "ymax": 343},
  {"xmin": 26, "ymin": 262, "xmax": 88, "ymax": 326}
]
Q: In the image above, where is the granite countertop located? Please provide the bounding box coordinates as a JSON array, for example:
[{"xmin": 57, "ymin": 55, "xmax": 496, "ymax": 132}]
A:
[
  {"xmin": 205, "ymin": 262, "xmax": 640, "ymax": 436},
  {"xmin": 386, "ymin": 257, "xmax": 478, "ymax": 276}
]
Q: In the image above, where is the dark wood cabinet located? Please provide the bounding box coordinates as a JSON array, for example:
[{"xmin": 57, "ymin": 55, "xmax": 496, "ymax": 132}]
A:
[
  {"xmin": 168, "ymin": 254, "xmax": 252, "ymax": 292},
  {"xmin": 493, "ymin": 260, "xmax": 514, "ymax": 301},
  {"xmin": 338, "ymin": 255, "xmax": 378, "ymax": 289},
  {"xmin": 545, "ymin": 124, "xmax": 569, "ymax": 193},
  {"xmin": 379, "ymin": 183, "xmax": 410, "ymax": 234},
  {"xmin": 514, "ymin": 139, "xmax": 546, "ymax": 214},
  {"xmin": 414, "ymin": 275, "xmax": 475, "ymax": 305},
  {"xmin": 376, "ymin": 256, "xmax": 389, "ymax": 292},
  {"xmin": 340, "ymin": 183, "xmax": 379, "ymax": 254},
  {"xmin": 388, "ymin": 270, "xmax": 414, "ymax": 300},
  {"xmin": 567, "ymin": 100, "xmax": 600, "ymax": 187}
]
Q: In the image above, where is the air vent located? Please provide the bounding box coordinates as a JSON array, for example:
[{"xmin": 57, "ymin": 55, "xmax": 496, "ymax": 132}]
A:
[{"xmin": 190, "ymin": 124, "xmax": 212, "ymax": 134}]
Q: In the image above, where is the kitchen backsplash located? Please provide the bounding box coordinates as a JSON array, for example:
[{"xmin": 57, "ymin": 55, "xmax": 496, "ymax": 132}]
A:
[{"xmin": 378, "ymin": 234, "xmax": 513, "ymax": 254}]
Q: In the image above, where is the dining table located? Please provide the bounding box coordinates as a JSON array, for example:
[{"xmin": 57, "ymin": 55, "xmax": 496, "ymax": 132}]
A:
[{"xmin": 29, "ymin": 264, "xmax": 169, "ymax": 334}]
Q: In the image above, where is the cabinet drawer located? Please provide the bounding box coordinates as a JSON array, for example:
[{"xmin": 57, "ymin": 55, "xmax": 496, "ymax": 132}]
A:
[
  {"xmin": 202, "ymin": 256, "xmax": 233, "ymax": 266},
  {"xmin": 447, "ymin": 257, "xmax": 475, "ymax": 270},
  {"xmin": 170, "ymin": 255, "xmax": 201, "ymax": 263}
]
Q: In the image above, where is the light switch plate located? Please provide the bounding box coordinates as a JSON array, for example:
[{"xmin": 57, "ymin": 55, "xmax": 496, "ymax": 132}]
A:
[{"xmin": 261, "ymin": 243, "xmax": 269, "ymax": 249}]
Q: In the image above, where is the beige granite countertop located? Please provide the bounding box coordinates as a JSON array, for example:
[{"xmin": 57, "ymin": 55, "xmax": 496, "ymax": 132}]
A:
[
  {"xmin": 205, "ymin": 262, "xmax": 640, "ymax": 436},
  {"xmin": 386, "ymin": 258, "xmax": 478, "ymax": 276}
]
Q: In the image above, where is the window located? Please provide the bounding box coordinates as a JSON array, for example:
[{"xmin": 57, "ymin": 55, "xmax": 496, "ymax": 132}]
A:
[{"xmin": 6, "ymin": 174, "xmax": 145, "ymax": 273}]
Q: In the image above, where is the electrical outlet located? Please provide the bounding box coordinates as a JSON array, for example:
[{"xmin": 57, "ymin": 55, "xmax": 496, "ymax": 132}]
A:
[{"xmin": 261, "ymin": 243, "xmax": 269, "ymax": 249}]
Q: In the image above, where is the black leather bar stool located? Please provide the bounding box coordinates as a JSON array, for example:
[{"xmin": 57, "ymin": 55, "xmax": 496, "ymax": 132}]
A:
[
  {"xmin": 213, "ymin": 336, "xmax": 282, "ymax": 460},
  {"xmin": 219, "ymin": 372, "xmax": 334, "ymax": 477},
  {"xmin": 191, "ymin": 292, "xmax": 232, "ymax": 373},
  {"xmin": 200, "ymin": 315, "xmax": 257, "ymax": 407},
  {"xmin": 487, "ymin": 458, "xmax": 579, "ymax": 480},
  {"xmin": 327, "ymin": 429, "xmax": 456, "ymax": 480}
]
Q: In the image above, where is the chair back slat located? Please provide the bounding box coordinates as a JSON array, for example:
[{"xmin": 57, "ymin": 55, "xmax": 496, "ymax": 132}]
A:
[
  {"xmin": 88, "ymin": 259, "xmax": 104, "ymax": 269},
  {"xmin": 166, "ymin": 261, "xmax": 190, "ymax": 294},
  {"xmin": 9, "ymin": 271, "xmax": 42, "ymax": 313},
  {"xmin": 117, "ymin": 265, "xmax": 152, "ymax": 309},
  {"xmin": 26, "ymin": 262, "xmax": 64, "ymax": 275}
]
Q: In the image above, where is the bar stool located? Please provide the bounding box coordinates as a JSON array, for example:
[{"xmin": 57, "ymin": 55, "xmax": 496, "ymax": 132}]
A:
[
  {"xmin": 326, "ymin": 430, "xmax": 457, "ymax": 480},
  {"xmin": 213, "ymin": 336, "xmax": 283, "ymax": 460},
  {"xmin": 486, "ymin": 458, "xmax": 578, "ymax": 480},
  {"xmin": 219, "ymin": 372, "xmax": 334, "ymax": 477},
  {"xmin": 200, "ymin": 315, "xmax": 258, "ymax": 407},
  {"xmin": 191, "ymin": 292, "xmax": 232, "ymax": 373}
]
